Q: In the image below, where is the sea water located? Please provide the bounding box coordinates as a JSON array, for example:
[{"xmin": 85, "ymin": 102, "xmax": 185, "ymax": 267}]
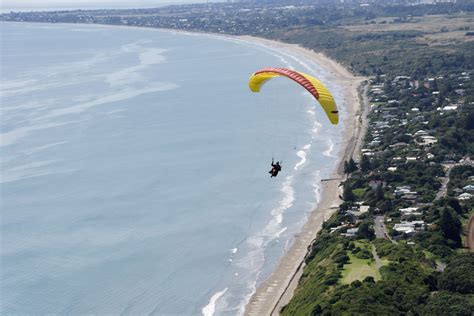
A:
[
  {"xmin": 0, "ymin": 23, "xmax": 346, "ymax": 315},
  {"xmin": 0, "ymin": 1, "xmax": 220, "ymax": 13}
]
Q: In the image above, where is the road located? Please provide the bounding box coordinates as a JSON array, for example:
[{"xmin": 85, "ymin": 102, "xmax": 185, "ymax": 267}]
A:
[
  {"xmin": 435, "ymin": 164, "xmax": 454, "ymax": 200},
  {"xmin": 374, "ymin": 215, "xmax": 396, "ymax": 243},
  {"xmin": 374, "ymin": 215, "xmax": 388, "ymax": 239}
]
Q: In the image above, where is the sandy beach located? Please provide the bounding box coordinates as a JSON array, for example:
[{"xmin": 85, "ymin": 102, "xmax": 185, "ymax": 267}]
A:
[{"xmin": 238, "ymin": 36, "xmax": 367, "ymax": 316}]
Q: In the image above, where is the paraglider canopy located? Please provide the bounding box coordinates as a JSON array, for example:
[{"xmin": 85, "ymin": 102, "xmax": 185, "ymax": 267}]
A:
[{"xmin": 248, "ymin": 67, "xmax": 338, "ymax": 125}]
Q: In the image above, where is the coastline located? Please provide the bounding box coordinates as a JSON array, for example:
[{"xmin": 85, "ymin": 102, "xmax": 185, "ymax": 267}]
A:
[
  {"xmin": 238, "ymin": 36, "xmax": 367, "ymax": 316},
  {"xmin": 4, "ymin": 21, "xmax": 367, "ymax": 314},
  {"xmin": 63, "ymin": 24, "xmax": 368, "ymax": 314}
]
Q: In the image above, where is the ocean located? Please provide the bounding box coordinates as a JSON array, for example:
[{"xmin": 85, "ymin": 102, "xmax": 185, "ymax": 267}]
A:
[
  {"xmin": 0, "ymin": 22, "xmax": 346, "ymax": 315},
  {"xmin": 0, "ymin": 0, "xmax": 220, "ymax": 13}
]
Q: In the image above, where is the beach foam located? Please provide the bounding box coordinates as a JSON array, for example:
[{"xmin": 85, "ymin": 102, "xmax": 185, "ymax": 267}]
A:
[
  {"xmin": 323, "ymin": 139, "xmax": 335, "ymax": 157},
  {"xmin": 202, "ymin": 288, "xmax": 228, "ymax": 316},
  {"xmin": 294, "ymin": 144, "xmax": 311, "ymax": 171}
]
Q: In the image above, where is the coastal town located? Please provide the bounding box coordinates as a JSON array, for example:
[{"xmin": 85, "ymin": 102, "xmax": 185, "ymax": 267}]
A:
[
  {"xmin": 1, "ymin": 0, "xmax": 470, "ymax": 36},
  {"xmin": 281, "ymin": 65, "xmax": 473, "ymax": 315},
  {"xmin": 1, "ymin": 0, "xmax": 473, "ymax": 315}
]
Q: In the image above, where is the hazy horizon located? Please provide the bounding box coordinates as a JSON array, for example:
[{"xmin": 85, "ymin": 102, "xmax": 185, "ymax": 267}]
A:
[{"xmin": 0, "ymin": 0, "xmax": 225, "ymax": 13}]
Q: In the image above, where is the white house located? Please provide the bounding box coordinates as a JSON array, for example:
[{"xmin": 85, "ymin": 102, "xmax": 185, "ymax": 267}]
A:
[
  {"xmin": 393, "ymin": 221, "xmax": 425, "ymax": 235},
  {"xmin": 463, "ymin": 185, "xmax": 474, "ymax": 192},
  {"xmin": 458, "ymin": 193, "xmax": 472, "ymax": 201}
]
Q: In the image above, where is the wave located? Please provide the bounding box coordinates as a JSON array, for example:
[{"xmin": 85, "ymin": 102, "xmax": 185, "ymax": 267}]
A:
[
  {"xmin": 323, "ymin": 139, "xmax": 335, "ymax": 157},
  {"xmin": 233, "ymin": 175, "xmax": 294, "ymax": 313},
  {"xmin": 202, "ymin": 288, "xmax": 228, "ymax": 316},
  {"xmin": 294, "ymin": 144, "xmax": 311, "ymax": 171},
  {"xmin": 313, "ymin": 170, "xmax": 322, "ymax": 204}
]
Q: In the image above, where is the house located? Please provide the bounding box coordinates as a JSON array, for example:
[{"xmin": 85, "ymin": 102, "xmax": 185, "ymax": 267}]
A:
[
  {"xmin": 343, "ymin": 227, "xmax": 359, "ymax": 237},
  {"xmin": 418, "ymin": 136, "xmax": 437, "ymax": 146},
  {"xmin": 393, "ymin": 221, "xmax": 425, "ymax": 235},
  {"xmin": 414, "ymin": 130, "xmax": 429, "ymax": 136},
  {"xmin": 393, "ymin": 225, "xmax": 415, "ymax": 235},
  {"xmin": 330, "ymin": 223, "xmax": 348, "ymax": 234},
  {"xmin": 439, "ymin": 105, "xmax": 458, "ymax": 111},
  {"xmin": 399, "ymin": 207, "xmax": 419, "ymax": 214},
  {"xmin": 393, "ymin": 76, "xmax": 410, "ymax": 82},
  {"xmin": 390, "ymin": 142, "xmax": 409, "ymax": 149},
  {"xmin": 369, "ymin": 140, "xmax": 381, "ymax": 147},
  {"xmin": 458, "ymin": 193, "xmax": 472, "ymax": 201},
  {"xmin": 463, "ymin": 185, "xmax": 474, "ymax": 192},
  {"xmin": 395, "ymin": 185, "xmax": 411, "ymax": 194},
  {"xmin": 346, "ymin": 205, "xmax": 370, "ymax": 218},
  {"xmin": 370, "ymin": 88, "xmax": 384, "ymax": 95},
  {"xmin": 360, "ymin": 205, "xmax": 370, "ymax": 214},
  {"xmin": 400, "ymin": 207, "xmax": 422, "ymax": 218}
]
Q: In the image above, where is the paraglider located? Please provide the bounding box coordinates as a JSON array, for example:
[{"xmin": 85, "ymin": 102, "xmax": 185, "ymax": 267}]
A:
[
  {"xmin": 269, "ymin": 159, "xmax": 282, "ymax": 178},
  {"xmin": 248, "ymin": 67, "xmax": 338, "ymax": 178},
  {"xmin": 248, "ymin": 67, "xmax": 338, "ymax": 125}
]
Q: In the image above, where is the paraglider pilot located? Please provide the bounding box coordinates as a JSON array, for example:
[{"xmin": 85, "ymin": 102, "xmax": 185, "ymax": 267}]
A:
[{"xmin": 269, "ymin": 159, "xmax": 282, "ymax": 178}]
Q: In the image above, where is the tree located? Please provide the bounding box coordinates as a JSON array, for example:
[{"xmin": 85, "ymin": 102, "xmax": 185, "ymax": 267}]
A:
[
  {"xmin": 343, "ymin": 184, "xmax": 356, "ymax": 202},
  {"xmin": 356, "ymin": 222, "xmax": 375, "ymax": 240},
  {"xmin": 360, "ymin": 155, "xmax": 371, "ymax": 172},
  {"xmin": 344, "ymin": 158, "xmax": 358, "ymax": 174},
  {"xmin": 375, "ymin": 186, "xmax": 384, "ymax": 202},
  {"xmin": 380, "ymin": 199, "xmax": 392, "ymax": 214},
  {"xmin": 438, "ymin": 253, "xmax": 474, "ymax": 294},
  {"xmin": 446, "ymin": 198, "xmax": 463, "ymax": 214},
  {"xmin": 437, "ymin": 208, "xmax": 462, "ymax": 247},
  {"xmin": 423, "ymin": 291, "xmax": 474, "ymax": 316}
]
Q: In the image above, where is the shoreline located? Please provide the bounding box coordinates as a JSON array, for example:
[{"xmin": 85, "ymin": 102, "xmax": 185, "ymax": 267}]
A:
[
  {"xmin": 238, "ymin": 37, "xmax": 367, "ymax": 316},
  {"xmin": 5, "ymin": 21, "xmax": 368, "ymax": 314}
]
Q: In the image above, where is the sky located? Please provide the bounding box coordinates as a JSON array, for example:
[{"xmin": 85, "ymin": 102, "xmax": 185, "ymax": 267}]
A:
[{"xmin": 0, "ymin": 0, "xmax": 222, "ymax": 12}]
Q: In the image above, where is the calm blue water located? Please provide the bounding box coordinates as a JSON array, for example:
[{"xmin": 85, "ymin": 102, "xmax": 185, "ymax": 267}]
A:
[{"xmin": 0, "ymin": 23, "xmax": 346, "ymax": 315}]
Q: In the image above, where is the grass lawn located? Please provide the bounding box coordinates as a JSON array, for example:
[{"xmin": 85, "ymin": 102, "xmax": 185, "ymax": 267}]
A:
[
  {"xmin": 341, "ymin": 241, "xmax": 386, "ymax": 284},
  {"xmin": 352, "ymin": 188, "xmax": 367, "ymax": 199}
]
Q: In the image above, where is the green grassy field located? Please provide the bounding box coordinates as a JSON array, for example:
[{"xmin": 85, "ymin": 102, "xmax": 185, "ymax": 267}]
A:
[
  {"xmin": 341, "ymin": 253, "xmax": 379, "ymax": 284},
  {"xmin": 341, "ymin": 241, "xmax": 388, "ymax": 284}
]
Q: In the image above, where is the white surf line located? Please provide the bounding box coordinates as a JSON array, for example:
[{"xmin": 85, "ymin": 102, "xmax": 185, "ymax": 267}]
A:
[
  {"xmin": 323, "ymin": 139, "xmax": 335, "ymax": 157},
  {"xmin": 294, "ymin": 144, "xmax": 311, "ymax": 171},
  {"xmin": 202, "ymin": 288, "xmax": 228, "ymax": 316}
]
